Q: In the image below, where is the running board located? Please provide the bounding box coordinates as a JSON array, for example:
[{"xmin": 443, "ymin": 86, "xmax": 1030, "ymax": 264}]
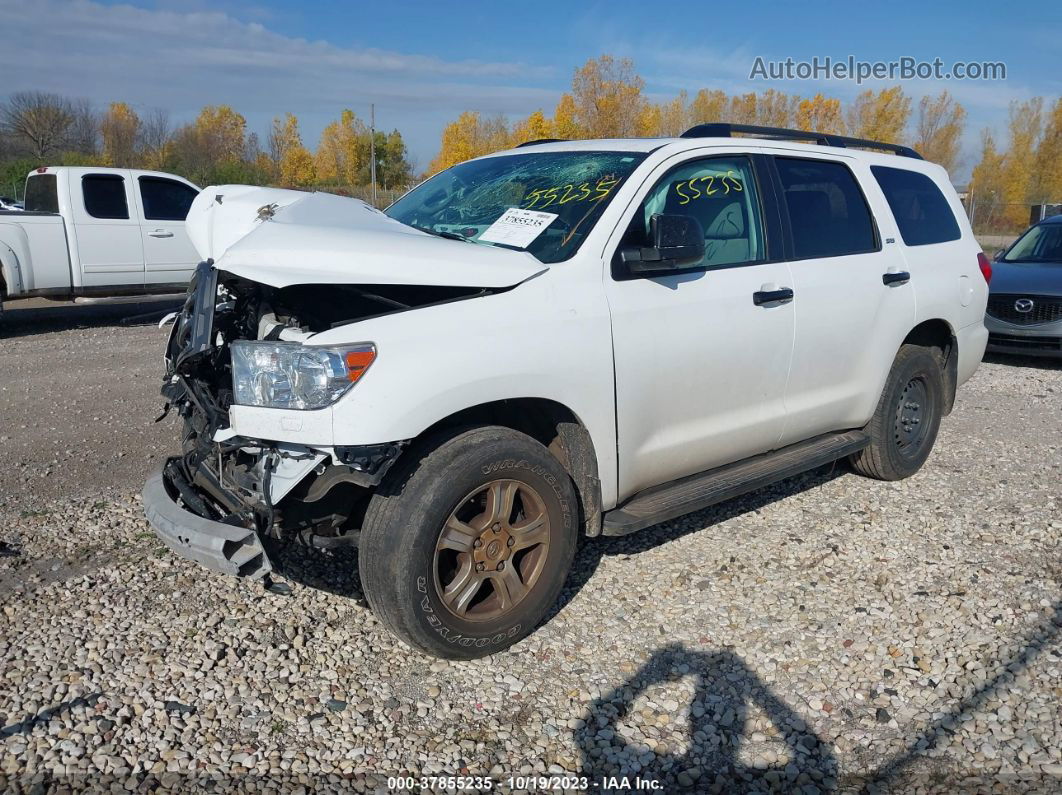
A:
[{"xmin": 602, "ymin": 430, "xmax": 870, "ymax": 536}]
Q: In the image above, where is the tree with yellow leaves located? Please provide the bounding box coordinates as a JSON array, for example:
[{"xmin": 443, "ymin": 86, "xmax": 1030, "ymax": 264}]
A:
[
  {"xmin": 848, "ymin": 87, "xmax": 910, "ymax": 143},
  {"xmin": 169, "ymin": 105, "xmax": 247, "ymax": 185},
  {"xmin": 315, "ymin": 109, "xmax": 367, "ymax": 186},
  {"xmin": 282, "ymin": 146, "xmax": 315, "ymax": 187},
  {"xmin": 570, "ymin": 55, "xmax": 644, "ymax": 138},
  {"xmin": 552, "ymin": 93, "xmax": 581, "ymax": 139},
  {"xmin": 194, "ymin": 105, "xmax": 246, "ymax": 163},
  {"xmin": 269, "ymin": 113, "xmax": 314, "ymax": 186},
  {"xmin": 1032, "ymin": 98, "xmax": 1062, "ymax": 203},
  {"xmin": 969, "ymin": 130, "xmax": 1007, "ymax": 230},
  {"xmin": 998, "ymin": 98, "xmax": 1043, "ymax": 227},
  {"xmin": 269, "ymin": 113, "xmax": 300, "ymax": 176},
  {"xmin": 727, "ymin": 93, "xmax": 758, "ymax": 125},
  {"xmin": 656, "ymin": 91, "xmax": 689, "ymax": 137},
  {"xmin": 794, "ymin": 94, "xmax": 846, "ymax": 135},
  {"xmin": 100, "ymin": 102, "xmax": 140, "ymax": 167},
  {"xmin": 689, "ymin": 89, "xmax": 726, "ymax": 125},
  {"xmin": 755, "ymin": 89, "xmax": 793, "ymax": 128},
  {"xmin": 913, "ymin": 91, "xmax": 966, "ymax": 172},
  {"xmin": 635, "ymin": 103, "xmax": 662, "ymax": 137},
  {"xmin": 429, "ymin": 111, "xmax": 510, "ymax": 174},
  {"xmin": 510, "ymin": 110, "xmax": 552, "ymax": 146}
]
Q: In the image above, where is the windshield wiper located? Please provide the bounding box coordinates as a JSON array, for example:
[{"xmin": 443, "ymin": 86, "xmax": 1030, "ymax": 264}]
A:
[{"xmin": 410, "ymin": 224, "xmax": 473, "ymax": 242}]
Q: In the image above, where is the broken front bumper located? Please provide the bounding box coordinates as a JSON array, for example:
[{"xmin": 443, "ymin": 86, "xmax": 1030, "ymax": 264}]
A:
[{"xmin": 143, "ymin": 462, "xmax": 273, "ymax": 580}]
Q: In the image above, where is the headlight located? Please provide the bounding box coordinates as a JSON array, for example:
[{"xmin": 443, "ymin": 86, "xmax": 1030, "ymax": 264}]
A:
[{"xmin": 231, "ymin": 341, "xmax": 376, "ymax": 410}]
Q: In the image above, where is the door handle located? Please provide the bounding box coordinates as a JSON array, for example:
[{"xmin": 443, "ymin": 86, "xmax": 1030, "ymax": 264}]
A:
[
  {"xmin": 882, "ymin": 270, "xmax": 910, "ymax": 286},
  {"xmin": 148, "ymin": 229, "xmax": 174, "ymax": 238},
  {"xmin": 752, "ymin": 287, "xmax": 794, "ymax": 306}
]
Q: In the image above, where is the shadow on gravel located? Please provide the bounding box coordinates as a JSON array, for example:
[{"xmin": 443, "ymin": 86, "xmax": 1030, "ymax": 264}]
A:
[
  {"xmin": 853, "ymin": 599, "xmax": 1062, "ymax": 791},
  {"xmin": 981, "ymin": 352, "xmax": 1062, "ymax": 371},
  {"xmin": 0, "ymin": 297, "xmax": 182, "ymax": 339},
  {"xmin": 576, "ymin": 643, "xmax": 838, "ymax": 791}
]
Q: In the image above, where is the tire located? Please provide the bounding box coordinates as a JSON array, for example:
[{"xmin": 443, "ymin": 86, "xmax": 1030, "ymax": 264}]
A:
[
  {"xmin": 849, "ymin": 344, "xmax": 945, "ymax": 481},
  {"xmin": 359, "ymin": 426, "xmax": 578, "ymax": 659}
]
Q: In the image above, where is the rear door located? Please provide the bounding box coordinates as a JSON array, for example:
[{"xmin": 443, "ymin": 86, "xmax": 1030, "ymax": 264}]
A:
[
  {"xmin": 71, "ymin": 171, "xmax": 145, "ymax": 287},
  {"xmin": 769, "ymin": 154, "xmax": 915, "ymax": 444},
  {"xmin": 135, "ymin": 175, "xmax": 201, "ymax": 285},
  {"xmin": 869, "ymin": 164, "xmax": 975, "ymax": 328}
]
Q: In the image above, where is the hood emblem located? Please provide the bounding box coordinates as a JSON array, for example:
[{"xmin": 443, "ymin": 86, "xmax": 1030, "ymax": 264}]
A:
[
  {"xmin": 256, "ymin": 203, "xmax": 279, "ymax": 222},
  {"xmin": 1014, "ymin": 298, "xmax": 1034, "ymax": 313}
]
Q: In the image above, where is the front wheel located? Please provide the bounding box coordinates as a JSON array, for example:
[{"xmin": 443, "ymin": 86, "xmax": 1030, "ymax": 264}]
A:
[
  {"xmin": 359, "ymin": 426, "xmax": 577, "ymax": 659},
  {"xmin": 849, "ymin": 344, "xmax": 945, "ymax": 481}
]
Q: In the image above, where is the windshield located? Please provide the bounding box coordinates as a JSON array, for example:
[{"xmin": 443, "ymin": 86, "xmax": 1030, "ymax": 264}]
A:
[
  {"xmin": 385, "ymin": 150, "xmax": 648, "ymax": 263},
  {"xmin": 1003, "ymin": 222, "xmax": 1062, "ymax": 263}
]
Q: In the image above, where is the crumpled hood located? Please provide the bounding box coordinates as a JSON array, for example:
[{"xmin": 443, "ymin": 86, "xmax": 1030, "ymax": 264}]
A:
[{"xmin": 185, "ymin": 185, "xmax": 547, "ymax": 289}]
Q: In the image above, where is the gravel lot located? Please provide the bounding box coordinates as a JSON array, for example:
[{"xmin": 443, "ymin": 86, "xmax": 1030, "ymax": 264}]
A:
[{"xmin": 1, "ymin": 302, "xmax": 1060, "ymax": 793}]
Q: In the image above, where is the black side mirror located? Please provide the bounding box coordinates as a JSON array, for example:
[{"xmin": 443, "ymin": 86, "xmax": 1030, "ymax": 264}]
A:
[
  {"xmin": 620, "ymin": 213, "xmax": 705, "ymax": 273},
  {"xmin": 994, "ymin": 248, "xmax": 1006, "ymax": 261}
]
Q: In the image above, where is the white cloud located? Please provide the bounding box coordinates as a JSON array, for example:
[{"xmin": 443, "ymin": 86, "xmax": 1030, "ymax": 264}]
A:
[{"xmin": 0, "ymin": 0, "xmax": 562, "ymax": 164}]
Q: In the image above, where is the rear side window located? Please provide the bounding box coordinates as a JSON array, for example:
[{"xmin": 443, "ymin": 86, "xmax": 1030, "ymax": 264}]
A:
[
  {"xmin": 775, "ymin": 157, "xmax": 877, "ymax": 259},
  {"xmin": 139, "ymin": 177, "xmax": 198, "ymax": 221},
  {"xmin": 24, "ymin": 174, "xmax": 59, "ymax": 213},
  {"xmin": 82, "ymin": 175, "xmax": 129, "ymax": 219},
  {"xmin": 871, "ymin": 165, "xmax": 961, "ymax": 246}
]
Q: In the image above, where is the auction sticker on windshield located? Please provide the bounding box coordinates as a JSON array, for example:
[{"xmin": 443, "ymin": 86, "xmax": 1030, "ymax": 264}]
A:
[{"xmin": 479, "ymin": 207, "xmax": 558, "ymax": 248}]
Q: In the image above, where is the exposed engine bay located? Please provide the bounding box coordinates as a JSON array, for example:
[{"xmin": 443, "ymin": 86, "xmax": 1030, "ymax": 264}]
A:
[{"xmin": 158, "ymin": 261, "xmax": 491, "ymax": 550}]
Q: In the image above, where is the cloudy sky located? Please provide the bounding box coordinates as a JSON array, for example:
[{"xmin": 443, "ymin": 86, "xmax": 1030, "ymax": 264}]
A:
[{"xmin": 3, "ymin": 0, "xmax": 1059, "ymax": 176}]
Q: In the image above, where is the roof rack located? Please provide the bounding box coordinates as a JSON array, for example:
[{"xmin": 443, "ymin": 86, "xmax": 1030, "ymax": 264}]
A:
[
  {"xmin": 680, "ymin": 123, "xmax": 922, "ymax": 159},
  {"xmin": 515, "ymin": 138, "xmax": 567, "ymax": 148}
]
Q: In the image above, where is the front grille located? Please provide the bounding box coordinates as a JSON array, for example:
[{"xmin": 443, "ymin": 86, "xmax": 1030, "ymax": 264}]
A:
[
  {"xmin": 988, "ymin": 333, "xmax": 1062, "ymax": 352},
  {"xmin": 986, "ymin": 294, "xmax": 1062, "ymax": 326}
]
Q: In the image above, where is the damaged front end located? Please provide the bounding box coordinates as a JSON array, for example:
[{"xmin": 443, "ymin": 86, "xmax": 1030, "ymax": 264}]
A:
[{"xmin": 146, "ymin": 260, "xmax": 483, "ymax": 578}]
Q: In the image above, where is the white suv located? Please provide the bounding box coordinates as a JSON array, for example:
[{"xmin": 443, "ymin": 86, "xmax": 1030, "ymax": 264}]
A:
[{"xmin": 144, "ymin": 123, "xmax": 990, "ymax": 659}]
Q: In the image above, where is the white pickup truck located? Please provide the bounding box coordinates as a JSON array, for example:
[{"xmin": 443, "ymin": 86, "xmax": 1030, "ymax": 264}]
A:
[{"xmin": 0, "ymin": 166, "xmax": 200, "ymax": 315}]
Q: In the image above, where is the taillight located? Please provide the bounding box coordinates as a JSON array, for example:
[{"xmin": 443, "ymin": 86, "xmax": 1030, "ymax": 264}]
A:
[{"xmin": 977, "ymin": 252, "xmax": 992, "ymax": 284}]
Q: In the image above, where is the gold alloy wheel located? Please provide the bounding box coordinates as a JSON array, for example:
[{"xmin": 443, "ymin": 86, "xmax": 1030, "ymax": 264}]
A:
[{"xmin": 433, "ymin": 479, "xmax": 551, "ymax": 622}]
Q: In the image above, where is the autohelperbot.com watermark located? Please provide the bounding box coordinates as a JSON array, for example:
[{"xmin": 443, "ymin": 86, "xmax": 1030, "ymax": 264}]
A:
[{"xmin": 750, "ymin": 55, "xmax": 1006, "ymax": 84}]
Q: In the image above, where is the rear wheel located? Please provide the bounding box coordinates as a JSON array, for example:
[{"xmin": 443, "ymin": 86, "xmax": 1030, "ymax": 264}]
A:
[
  {"xmin": 849, "ymin": 344, "xmax": 945, "ymax": 481},
  {"xmin": 359, "ymin": 426, "xmax": 577, "ymax": 659}
]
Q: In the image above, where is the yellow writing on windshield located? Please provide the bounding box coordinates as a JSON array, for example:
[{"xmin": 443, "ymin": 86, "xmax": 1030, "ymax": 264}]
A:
[
  {"xmin": 522, "ymin": 176, "xmax": 620, "ymax": 210},
  {"xmin": 673, "ymin": 171, "xmax": 744, "ymax": 205}
]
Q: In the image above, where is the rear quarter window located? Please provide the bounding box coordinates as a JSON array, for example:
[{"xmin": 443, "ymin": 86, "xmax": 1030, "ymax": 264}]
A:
[
  {"xmin": 24, "ymin": 174, "xmax": 59, "ymax": 213},
  {"xmin": 871, "ymin": 165, "xmax": 961, "ymax": 246}
]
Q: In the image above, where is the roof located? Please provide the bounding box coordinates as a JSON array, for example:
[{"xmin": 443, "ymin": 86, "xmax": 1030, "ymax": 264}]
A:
[{"xmin": 490, "ymin": 136, "xmax": 936, "ymax": 169}]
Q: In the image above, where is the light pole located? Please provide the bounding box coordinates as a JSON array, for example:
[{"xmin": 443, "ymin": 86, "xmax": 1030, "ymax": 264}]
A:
[{"xmin": 370, "ymin": 103, "xmax": 377, "ymax": 206}]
